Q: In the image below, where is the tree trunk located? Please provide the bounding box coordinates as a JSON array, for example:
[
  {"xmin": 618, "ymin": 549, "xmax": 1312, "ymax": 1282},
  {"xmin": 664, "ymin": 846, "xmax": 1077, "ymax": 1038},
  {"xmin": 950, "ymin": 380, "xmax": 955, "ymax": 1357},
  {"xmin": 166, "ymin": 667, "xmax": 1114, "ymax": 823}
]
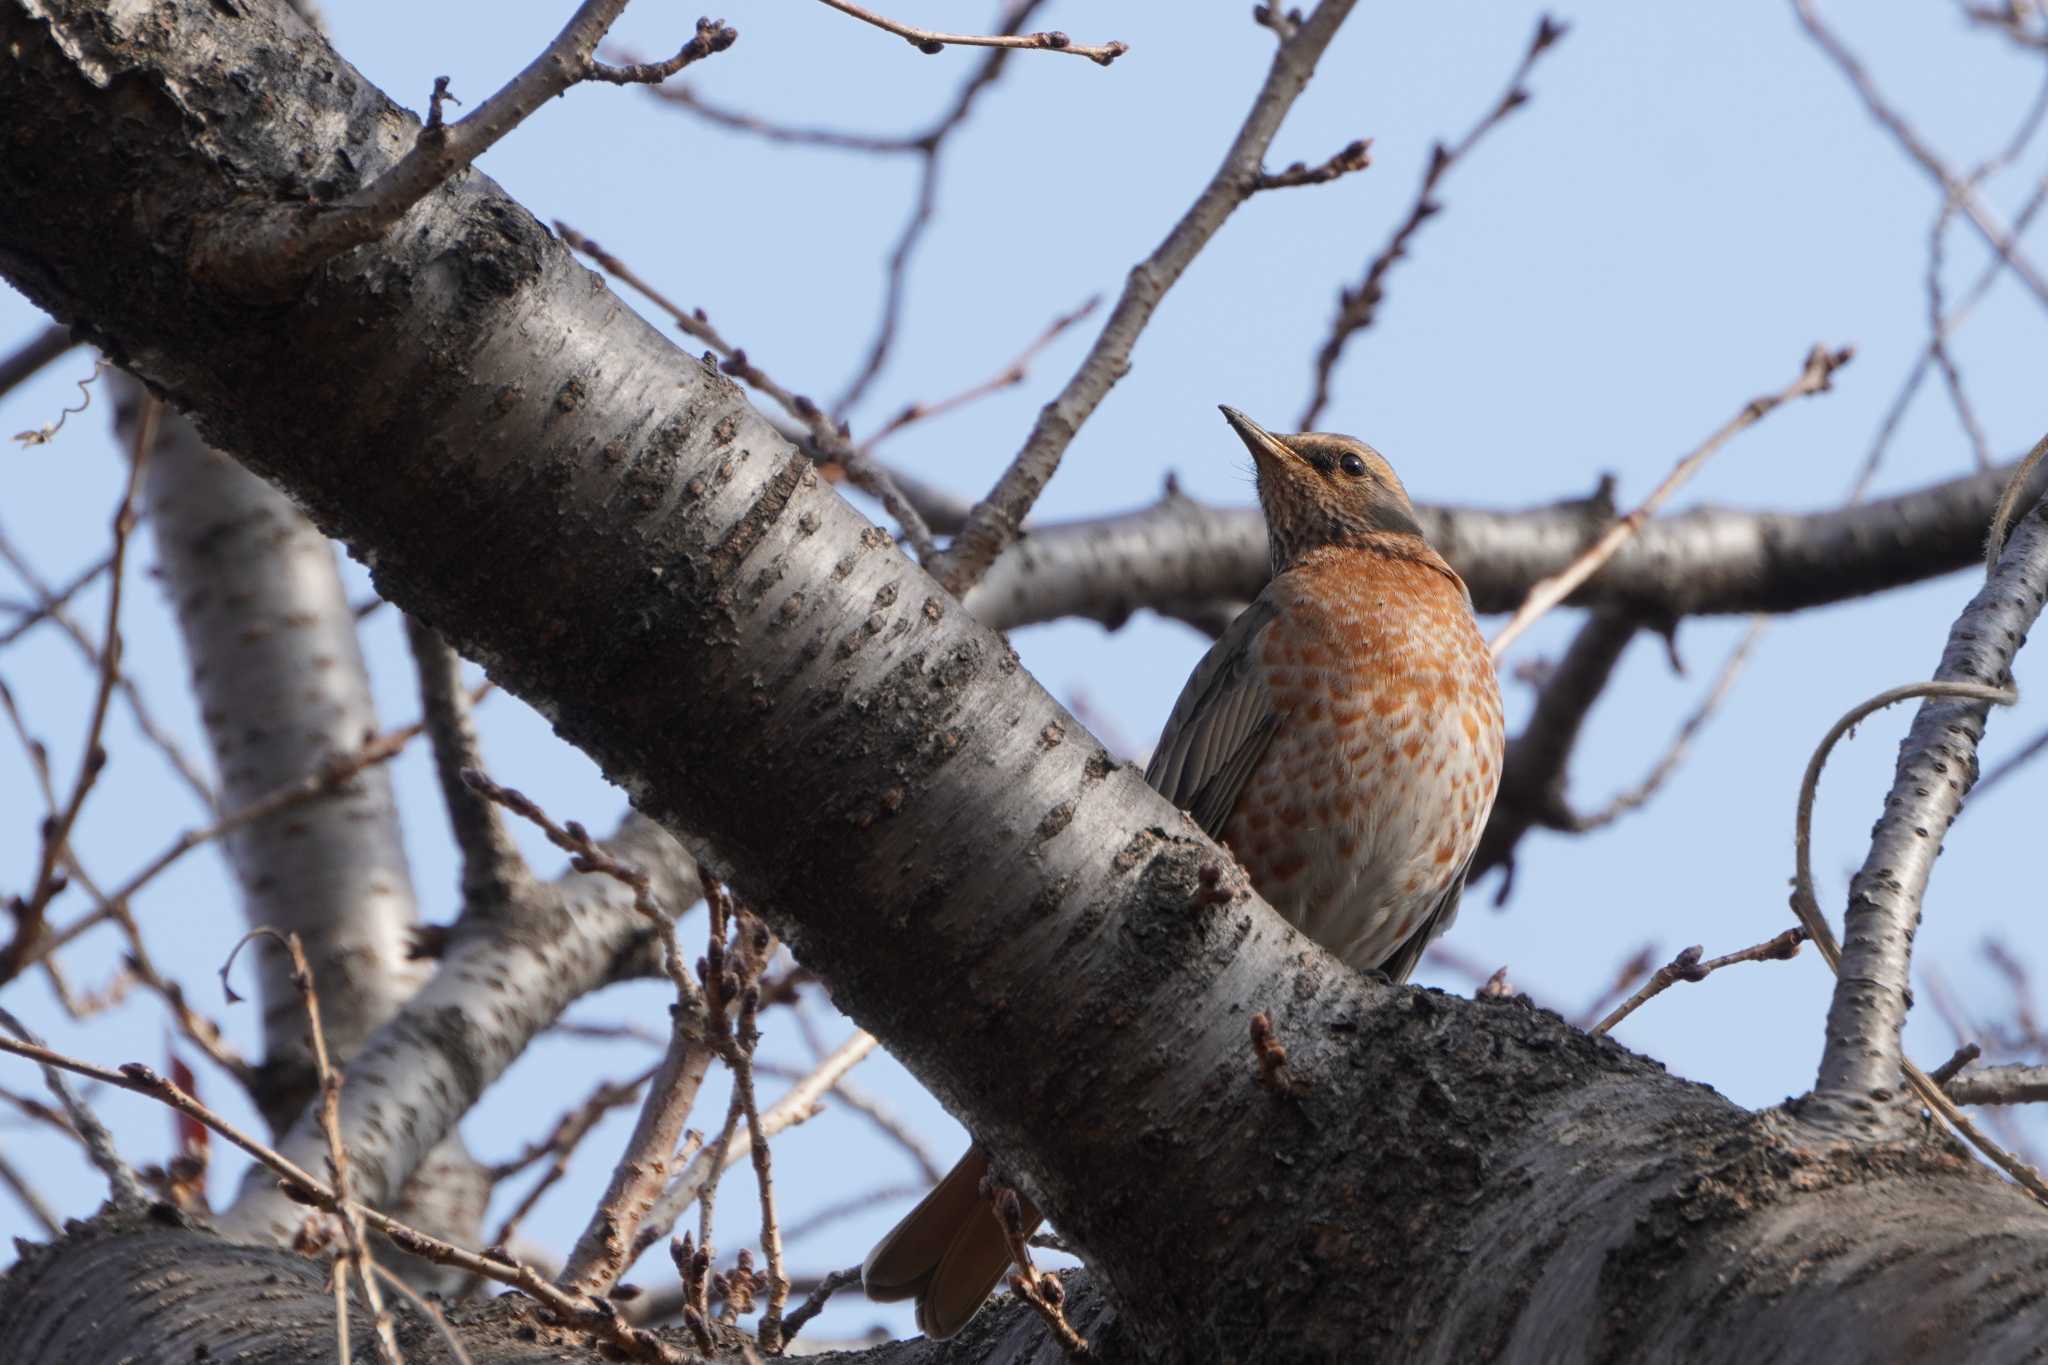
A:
[{"xmin": 3, "ymin": 2, "xmax": 2046, "ymax": 1361}]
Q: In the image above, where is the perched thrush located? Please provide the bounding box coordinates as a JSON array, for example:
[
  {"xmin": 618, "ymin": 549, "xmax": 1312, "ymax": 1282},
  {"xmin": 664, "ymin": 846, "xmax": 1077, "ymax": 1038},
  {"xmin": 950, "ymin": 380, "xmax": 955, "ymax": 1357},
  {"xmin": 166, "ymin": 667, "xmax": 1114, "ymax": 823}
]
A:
[{"xmin": 863, "ymin": 407, "xmax": 1506, "ymax": 1337}]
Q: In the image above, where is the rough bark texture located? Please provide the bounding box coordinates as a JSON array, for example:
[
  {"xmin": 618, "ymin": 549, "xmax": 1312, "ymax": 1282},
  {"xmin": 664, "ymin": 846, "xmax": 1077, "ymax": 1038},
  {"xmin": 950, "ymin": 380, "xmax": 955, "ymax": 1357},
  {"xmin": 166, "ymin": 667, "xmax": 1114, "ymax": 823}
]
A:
[
  {"xmin": 1818, "ymin": 492, "xmax": 2048, "ymax": 1117},
  {"xmin": 132, "ymin": 390, "xmax": 492, "ymax": 1256},
  {"xmin": 137, "ymin": 393, "xmax": 425, "ymax": 1116},
  {"xmin": 961, "ymin": 462, "xmax": 2047, "ymax": 630},
  {"xmin": 4, "ymin": 3, "xmax": 2048, "ymax": 1362}
]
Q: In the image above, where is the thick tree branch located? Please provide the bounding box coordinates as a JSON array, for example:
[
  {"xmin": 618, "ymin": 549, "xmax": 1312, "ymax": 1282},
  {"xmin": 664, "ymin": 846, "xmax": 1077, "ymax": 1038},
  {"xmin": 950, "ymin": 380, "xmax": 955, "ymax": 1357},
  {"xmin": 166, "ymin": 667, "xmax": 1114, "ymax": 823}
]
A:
[
  {"xmin": 959, "ymin": 454, "xmax": 2048, "ymax": 628},
  {"xmin": 8, "ymin": 6, "xmax": 2048, "ymax": 1358},
  {"xmin": 1813, "ymin": 485, "xmax": 2048, "ymax": 1124}
]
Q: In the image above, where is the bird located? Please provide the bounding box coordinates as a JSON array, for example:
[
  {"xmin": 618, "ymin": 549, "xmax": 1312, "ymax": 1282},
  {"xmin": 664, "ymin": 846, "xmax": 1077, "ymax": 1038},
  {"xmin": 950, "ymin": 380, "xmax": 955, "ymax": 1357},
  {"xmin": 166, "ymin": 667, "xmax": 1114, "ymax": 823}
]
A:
[{"xmin": 862, "ymin": 406, "xmax": 1506, "ymax": 1338}]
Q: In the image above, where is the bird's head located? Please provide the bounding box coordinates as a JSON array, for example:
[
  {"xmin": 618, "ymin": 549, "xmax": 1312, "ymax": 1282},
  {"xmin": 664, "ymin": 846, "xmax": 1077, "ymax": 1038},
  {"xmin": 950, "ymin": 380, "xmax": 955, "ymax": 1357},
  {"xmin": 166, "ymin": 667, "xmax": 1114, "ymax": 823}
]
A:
[{"xmin": 1219, "ymin": 406, "xmax": 1425, "ymax": 574}]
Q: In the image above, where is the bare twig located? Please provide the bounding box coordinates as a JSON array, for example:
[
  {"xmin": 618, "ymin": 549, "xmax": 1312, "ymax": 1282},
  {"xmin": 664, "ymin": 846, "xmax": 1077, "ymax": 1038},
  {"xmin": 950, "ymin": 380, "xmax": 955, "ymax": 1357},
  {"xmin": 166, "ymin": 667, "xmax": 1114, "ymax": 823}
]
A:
[
  {"xmin": 460, "ymin": 773, "xmax": 716, "ymax": 1298},
  {"xmin": 0, "ymin": 1032, "xmax": 695, "ymax": 1363},
  {"xmin": 403, "ymin": 618, "xmax": 528, "ymax": 913},
  {"xmin": 630, "ymin": 1031, "xmax": 877, "ymax": 1264},
  {"xmin": 0, "ymin": 551, "xmax": 108, "ymax": 650},
  {"xmin": 1571, "ymin": 943, "xmax": 1658, "ymax": 1031},
  {"xmin": 1590, "ymin": 930, "xmax": 1807, "ymax": 1037},
  {"xmin": 9, "ymin": 354, "xmax": 105, "ymax": 446},
  {"xmin": 1571, "ymin": 619, "xmax": 1768, "ymax": 830},
  {"xmin": 1254, "ymin": 137, "xmax": 1372, "ymax": 190},
  {"xmin": 19, "ymin": 691, "xmax": 487, "ymax": 981},
  {"xmin": 778, "ymin": 1263, "xmax": 862, "ymax": 1348},
  {"xmin": 0, "ymin": 527, "xmax": 214, "ymax": 806},
  {"xmin": 555, "ymin": 223, "xmax": 938, "ymax": 561},
  {"xmin": 0, "ymin": 1006, "xmax": 143, "ymax": 1210},
  {"xmin": 194, "ymin": 7, "xmax": 735, "ymax": 291},
  {"xmin": 1299, "ymin": 15, "xmax": 1563, "ymax": 427},
  {"xmin": 934, "ymin": 0, "xmax": 1362, "ymax": 594},
  {"xmin": 1791, "ymin": 680, "xmax": 2019, "ymax": 972},
  {"xmin": 1986, "ymin": 431, "xmax": 2048, "ymax": 573},
  {"xmin": 647, "ymin": 81, "xmax": 922, "ymax": 152},
  {"xmin": 1928, "ymin": 1042, "xmax": 1984, "ymax": 1087},
  {"xmin": 851, "ymin": 295, "xmax": 1101, "ymax": 457},
  {"xmin": 756, "ymin": 1060, "xmax": 943, "ymax": 1185},
  {"xmin": 0, "ymin": 1146, "xmax": 60, "ymax": 1235},
  {"xmin": 1489, "ymin": 344, "xmax": 1853, "ymax": 660},
  {"xmin": 374, "ymin": 1262, "xmax": 476, "ymax": 1365},
  {"xmin": 1945, "ymin": 1065, "xmax": 2048, "ymax": 1106},
  {"xmin": 1794, "ymin": 0, "xmax": 2048, "ymax": 308},
  {"xmin": 993, "ymin": 1184, "xmax": 1092, "ymax": 1361},
  {"xmin": 829, "ymin": 0, "xmax": 1052, "ymax": 419},
  {"xmin": 225, "ymin": 930, "xmax": 402, "ymax": 1365},
  {"xmin": 3, "ymin": 402, "xmax": 153, "ymax": 981},
  {"xmin": 811, "ymin": 0, "xmax": 1125, "ymax": 64},
  {"xmin": 0, "ymin": 322, "xmax": 75, "ymax": 405},
  {"xmin": 1977, "ymin": 721, "xmax": 2048, "ymax": 799}
]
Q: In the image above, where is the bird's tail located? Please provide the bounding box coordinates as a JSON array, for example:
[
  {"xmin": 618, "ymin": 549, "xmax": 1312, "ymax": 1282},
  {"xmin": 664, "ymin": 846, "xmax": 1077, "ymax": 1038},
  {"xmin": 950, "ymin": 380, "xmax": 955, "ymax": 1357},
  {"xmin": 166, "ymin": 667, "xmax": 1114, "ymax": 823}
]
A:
[{"xmin": 861, "ymin": 1144, "xmax": 1042, "ymax": 1339}]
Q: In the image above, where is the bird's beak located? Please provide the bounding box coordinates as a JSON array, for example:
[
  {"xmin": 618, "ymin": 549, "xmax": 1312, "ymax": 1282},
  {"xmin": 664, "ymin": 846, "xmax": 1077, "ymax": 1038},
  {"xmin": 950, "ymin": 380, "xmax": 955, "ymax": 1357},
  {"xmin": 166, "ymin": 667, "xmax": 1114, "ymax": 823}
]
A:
[{"xmin": 1218, "ymin": 405, "xmax": 1299, "ymax": 471}]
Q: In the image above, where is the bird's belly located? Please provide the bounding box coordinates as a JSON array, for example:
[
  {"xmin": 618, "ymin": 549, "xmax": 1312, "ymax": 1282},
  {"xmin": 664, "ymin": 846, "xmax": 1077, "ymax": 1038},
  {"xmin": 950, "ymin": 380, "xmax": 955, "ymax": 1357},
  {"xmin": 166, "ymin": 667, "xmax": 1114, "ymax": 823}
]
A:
[{"xmin": 1221, "ymin": 680, "xmax": 1498, "ymax": 974}]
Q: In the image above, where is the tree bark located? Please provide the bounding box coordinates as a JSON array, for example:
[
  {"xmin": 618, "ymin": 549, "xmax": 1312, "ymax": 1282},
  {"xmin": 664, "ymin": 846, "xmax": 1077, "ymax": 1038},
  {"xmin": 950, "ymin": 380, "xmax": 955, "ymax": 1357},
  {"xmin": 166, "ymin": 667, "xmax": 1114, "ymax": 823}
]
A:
[{"xmin": 3, "ymin": 3, "xmax": 2047, "ymax": 1362}]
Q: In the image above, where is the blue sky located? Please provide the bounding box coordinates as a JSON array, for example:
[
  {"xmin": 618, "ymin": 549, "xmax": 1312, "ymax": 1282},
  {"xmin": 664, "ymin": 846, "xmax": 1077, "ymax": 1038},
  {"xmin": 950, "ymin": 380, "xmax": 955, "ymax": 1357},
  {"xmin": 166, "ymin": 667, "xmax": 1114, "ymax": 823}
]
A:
[{"xmin": 3, "ymin": 1, "xmax": 2045, "ymax": 1343}]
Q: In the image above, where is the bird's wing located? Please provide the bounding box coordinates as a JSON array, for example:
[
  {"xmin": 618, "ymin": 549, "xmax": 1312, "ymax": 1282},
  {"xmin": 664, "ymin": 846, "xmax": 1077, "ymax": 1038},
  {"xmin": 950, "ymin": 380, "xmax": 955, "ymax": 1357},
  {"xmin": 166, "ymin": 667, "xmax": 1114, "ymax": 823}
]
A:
[
  {"xmin": 1376, "ymin": 855, "xmax": 1473, "ymax": 985},
  {"xmin": 1144, "ymin": 594, "xmax": 1282, "ymax": 840}
]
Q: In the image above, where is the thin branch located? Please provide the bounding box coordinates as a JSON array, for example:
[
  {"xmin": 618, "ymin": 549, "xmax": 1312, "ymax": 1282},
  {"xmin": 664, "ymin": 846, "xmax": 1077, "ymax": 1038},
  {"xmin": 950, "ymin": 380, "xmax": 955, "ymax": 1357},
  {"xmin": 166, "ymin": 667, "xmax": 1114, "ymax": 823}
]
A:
[
  {"xmin": 778, "ymin": 1263, "xmax": 862, "ymax": 1348},
  {"xmin": 1975, "ymin": 720, "xmax": 2048, "ymax": 799},
  {"xmin": 851, "ymin": 295, "xmax": 1101, "ymax": 458},
  {"xmin": 1793, "ymin": 0, "xmax": 2048, "ymax": 308},
  {"xmin": 1488, "ymin": 344, "xmax": 1853, "ymax": 660},
  {"xmin": 1986, "ymin": 430, "xmax": 2048, "ymax": 573},
  {"xmin": 2, "ymin": 401, "xmax": 153, "ymax": 981},
  {"xmin": 1253, "ymin": 136, "xmax": 1372, "ymax": 190},
  {"xmin": 1589, "ymin": 930, "xmax": 1808, "ymax": 1037},
  {"xmin": 556, "ymin": 223, "xmax": 938, "ymax": 562},
  {"xmin": 194, "ymin": 7, "xmax": 736, "ymax": 292},
  {"xmin": 0, "ymin": 1005, "xmax": 143, "ymax": 1210},
  {"xmin": 646, "ymin": 81, "xmax": 922, "ymax": 152},
  {"xmin": 811, "ymin": 0, "xmax": 1125, "ymax": 64},
  {"xmin": 402, "ymin": 617, "xmax": 529, "ymax": 914},
  {"xmin": 756, "ymin": 1060, "xmax": 944, "ymax": 1185},
  {"xmin": 373, "ymin": 1262, "xmax": 476, "ymax": 1365},
  {"xmin": 1298, "ymin": 15, "xmax": 1564, "ymax": 427},
  {"xmin": 460, "ymin": 773, "xmax": 716, "ymax": 1297},
  {"xmin": 0, "ymin": 322, "xmax": 75, "ymax": 405},
  {"xmin": 0, "ymin": 1031, "xmax": 694, "ymax": 1363},
  {"xmin": 831, "ymin": 0, "xmax": 1053, "ymax": 419},
  {"xmin": 1791, "ymin": 680, "xmax": 2020, "ymax": 974},
  {"xmin": 0, "ymin": 551, "xmax": 108, "ymax": 650},
  {"xmin": 0, "ymin": 1146, "xmax": 61, "ymax": 1236},
  {"xmin": 229, "ymin": 931, "xmax": 401, "ymax": 1364},
  {"xmin": 16, "ymin": 691, "xmax": 485, "ymax": 983},
  {"xmin": 629, "ymin": 1030, "xmax": 877, "ymax": 1265},
  {"xmin": 934, "ymin": 0, "xmax": 1363, "ymax": 594},
  {"xmin": 0, "ymin": 525, "xmax": 216, "ymax": 806},
  {"xmin": 1569, "ymin": 618, "xmax": 1767, "ymax": 831},
  {"xmin": 1945, "ymin": 1065, "xmax": 2048, "ymax": 1106},
  {"xmin": 1928, "ymin": 1042, "xmax": 1984, "ymax": 1088}
]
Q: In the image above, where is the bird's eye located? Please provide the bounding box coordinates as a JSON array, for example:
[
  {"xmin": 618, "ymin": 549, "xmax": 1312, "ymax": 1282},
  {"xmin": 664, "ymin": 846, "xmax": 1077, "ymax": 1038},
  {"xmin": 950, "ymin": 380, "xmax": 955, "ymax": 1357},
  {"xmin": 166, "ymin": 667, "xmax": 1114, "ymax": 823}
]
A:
[{"xmin": 1340, "ymin": 452, "xmax": 1367, "ymax": 478}]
